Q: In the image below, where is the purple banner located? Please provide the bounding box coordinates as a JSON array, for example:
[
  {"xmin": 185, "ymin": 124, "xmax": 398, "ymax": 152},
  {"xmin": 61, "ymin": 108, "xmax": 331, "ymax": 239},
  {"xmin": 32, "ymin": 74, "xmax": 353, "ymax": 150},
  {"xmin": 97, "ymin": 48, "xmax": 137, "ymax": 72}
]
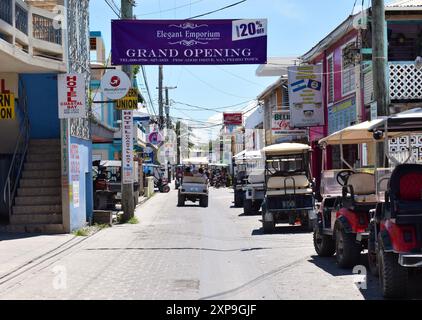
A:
[{"xmin": 111, "ymin": 19, "xmax": 267, "ymax": 65}]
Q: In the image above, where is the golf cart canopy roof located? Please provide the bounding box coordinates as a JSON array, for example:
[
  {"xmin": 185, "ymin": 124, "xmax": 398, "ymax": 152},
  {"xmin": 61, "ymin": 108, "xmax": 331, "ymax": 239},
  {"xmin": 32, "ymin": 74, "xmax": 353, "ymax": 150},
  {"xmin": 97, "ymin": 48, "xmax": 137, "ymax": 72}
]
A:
[
  {"xmin": 181, "ymin": 157, "xmax": 209, "ymax": 165},
  {"xmin": 368, "ymin": 108, "xmax": 422, "ymax": 133},
  {"xmin": 233, "ymin": 150, "xmax": 262, "ymax": 162},
  {"xmin": 99, "ymin": 160, "xmax": 121, "ymax": 167},
  {"xmin": 263, "ymin": 143, "xmax": 311, "ymax": 156},
  {"xmin": 210, "ymin": 163, "xmax": 229, "ymax": 167},
  {"xmin": 319, "ymin": 108, "xmax": 422, "ymax": 146},
  {"xmin": 319, "ymin": 119, "xmax": 385, "ymax": 146}
]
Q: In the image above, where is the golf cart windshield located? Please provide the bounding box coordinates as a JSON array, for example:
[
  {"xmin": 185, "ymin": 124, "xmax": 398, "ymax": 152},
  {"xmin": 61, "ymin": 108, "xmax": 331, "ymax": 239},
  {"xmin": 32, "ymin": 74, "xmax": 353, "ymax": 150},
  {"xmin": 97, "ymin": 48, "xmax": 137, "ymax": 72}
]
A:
[{"xmin": 266, "ymin": 153, "xmax": 308, "ymax": 176}]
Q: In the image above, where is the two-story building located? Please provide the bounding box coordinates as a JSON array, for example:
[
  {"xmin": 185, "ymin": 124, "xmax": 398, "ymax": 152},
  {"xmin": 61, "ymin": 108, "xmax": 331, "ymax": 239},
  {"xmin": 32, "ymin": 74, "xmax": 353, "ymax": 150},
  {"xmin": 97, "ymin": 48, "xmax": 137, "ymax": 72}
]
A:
[
  {"xmin": 300, "ymin": 0, "xmax": 422, "ymax": 176},
  {"xmin": 0, "ymin": 0, "xmax": 92, "ymax": 233}
]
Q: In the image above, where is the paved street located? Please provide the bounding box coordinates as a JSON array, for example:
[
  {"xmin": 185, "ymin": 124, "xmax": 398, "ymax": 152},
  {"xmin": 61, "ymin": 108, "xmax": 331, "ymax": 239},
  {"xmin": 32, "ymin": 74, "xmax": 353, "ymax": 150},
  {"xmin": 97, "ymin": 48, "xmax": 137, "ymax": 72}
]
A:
[{"xmin": 0, "ymin": 188, "xmax": 421, "ymax": 300}]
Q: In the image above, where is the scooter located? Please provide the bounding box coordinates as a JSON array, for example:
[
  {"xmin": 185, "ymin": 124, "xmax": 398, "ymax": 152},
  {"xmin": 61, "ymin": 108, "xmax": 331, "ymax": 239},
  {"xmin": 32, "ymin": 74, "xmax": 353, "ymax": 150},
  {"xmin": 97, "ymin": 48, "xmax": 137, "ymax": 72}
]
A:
[{"xmin": 156, "ymin": 177, "xmax": 170, "ymax": 193}]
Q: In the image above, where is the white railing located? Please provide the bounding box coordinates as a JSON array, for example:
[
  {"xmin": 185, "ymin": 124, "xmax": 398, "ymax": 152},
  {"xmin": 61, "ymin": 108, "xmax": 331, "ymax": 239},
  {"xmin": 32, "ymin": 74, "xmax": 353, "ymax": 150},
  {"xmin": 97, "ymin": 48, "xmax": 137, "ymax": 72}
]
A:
[
  {"xmin": 0, "ymin": 0, "xmax": 64, "ymax": 62},
  {"xmin": 363, "ymin": 61, "xmax": 422, "ymax": 103},
  {"xmin": 389, "ymin": 61, "xmax": 422, "ymax": 100}
]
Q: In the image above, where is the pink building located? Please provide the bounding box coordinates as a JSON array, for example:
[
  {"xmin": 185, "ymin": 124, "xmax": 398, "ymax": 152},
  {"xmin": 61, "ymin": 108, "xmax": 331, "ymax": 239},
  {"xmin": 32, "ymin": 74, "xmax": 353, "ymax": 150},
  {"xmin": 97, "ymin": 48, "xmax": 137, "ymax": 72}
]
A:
[{"xmin": 300, "ymin": 0, "xmax": 422, "ymax": 182}]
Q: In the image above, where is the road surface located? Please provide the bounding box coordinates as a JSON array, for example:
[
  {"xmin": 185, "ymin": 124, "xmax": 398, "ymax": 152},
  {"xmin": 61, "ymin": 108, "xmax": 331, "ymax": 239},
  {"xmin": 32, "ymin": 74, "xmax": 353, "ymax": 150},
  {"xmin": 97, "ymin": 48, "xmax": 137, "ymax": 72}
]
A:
[{"xmin": 0, "ymin": 188, "xmax": 421, "ymax": 300}]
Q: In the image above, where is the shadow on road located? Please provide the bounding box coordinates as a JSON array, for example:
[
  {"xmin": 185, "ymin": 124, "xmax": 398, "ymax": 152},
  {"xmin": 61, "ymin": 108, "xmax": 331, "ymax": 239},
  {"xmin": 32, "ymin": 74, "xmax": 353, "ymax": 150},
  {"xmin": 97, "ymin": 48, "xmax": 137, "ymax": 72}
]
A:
[
  {"xmin": 238, "ymin": 212, "xmax": 261, "ymax": 217},
  {"xmin": 308, "ymin": 254, "xmax": 422, "ymax": 300},
  {"xmin": 0, "ymin": 231, "xmax": 48, "ymax": 241},
  {"xmin": 86, "ymin": 246, "xmax": 272, "ymax": 253},
  {"xmin": 251, "ymin": 225, "xmax": 312, "ymax": 235}
]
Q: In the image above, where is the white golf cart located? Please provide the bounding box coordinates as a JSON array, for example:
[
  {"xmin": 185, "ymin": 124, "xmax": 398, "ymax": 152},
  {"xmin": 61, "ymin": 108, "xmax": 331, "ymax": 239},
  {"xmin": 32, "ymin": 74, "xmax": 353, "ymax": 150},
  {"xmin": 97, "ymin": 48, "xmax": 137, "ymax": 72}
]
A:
[
  {"xmin": 178, "ymin": 157, "xmax": 209, "ymax": 207},
  {"xmin": 261, "ymin": 143, "xmax": 316, "ymax": 233},
  {"xmin": 233, "ymin": 150, "xmax": 265, "ymax": 215}
]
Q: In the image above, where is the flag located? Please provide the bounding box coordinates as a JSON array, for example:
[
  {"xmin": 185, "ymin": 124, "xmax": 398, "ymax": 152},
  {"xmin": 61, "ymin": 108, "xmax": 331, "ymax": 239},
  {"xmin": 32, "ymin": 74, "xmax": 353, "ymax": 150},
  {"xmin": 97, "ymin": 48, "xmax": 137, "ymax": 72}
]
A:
[{"xmin": 290, "ymin": 79, "xmax": 307, "ymax": 93}]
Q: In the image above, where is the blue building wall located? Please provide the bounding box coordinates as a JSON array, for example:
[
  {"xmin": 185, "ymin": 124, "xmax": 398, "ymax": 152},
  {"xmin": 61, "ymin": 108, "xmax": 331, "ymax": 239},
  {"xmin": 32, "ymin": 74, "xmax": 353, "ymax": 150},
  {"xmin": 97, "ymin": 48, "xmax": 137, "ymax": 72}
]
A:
[
  {"xmin": 20, "ymin": 74, "xmax": 60, "ymax": 139},
  {"xmin": 68, "ymin": 136, "xmax": 93, "ymax": 231}
]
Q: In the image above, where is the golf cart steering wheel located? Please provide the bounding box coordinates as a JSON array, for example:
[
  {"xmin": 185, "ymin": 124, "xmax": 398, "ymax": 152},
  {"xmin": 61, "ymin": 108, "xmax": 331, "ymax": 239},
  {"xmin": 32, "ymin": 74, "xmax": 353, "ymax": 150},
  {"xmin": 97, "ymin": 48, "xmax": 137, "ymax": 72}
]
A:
[{"xmin": 336, "ymin": 170, "xmax": 354, "ymax": 186}]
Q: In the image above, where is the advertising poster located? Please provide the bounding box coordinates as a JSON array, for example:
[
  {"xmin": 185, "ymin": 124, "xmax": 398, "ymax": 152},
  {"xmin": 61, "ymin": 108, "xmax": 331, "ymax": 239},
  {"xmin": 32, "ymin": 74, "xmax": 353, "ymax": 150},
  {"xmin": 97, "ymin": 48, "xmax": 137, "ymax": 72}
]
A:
[
  {"xmin": 328, "ymin": 96, "xmax": 357, "ymax": 134},
  {"xmin": 112, "ymin": 19, "xmax": 267, "ymax": 65},
  {"xmin": 288, "ymin": 65, "xmax": 324, "ymax": 127},
  {"xmin": 58, "ymin": 73, "xmax": 86, "ymax": 119}
]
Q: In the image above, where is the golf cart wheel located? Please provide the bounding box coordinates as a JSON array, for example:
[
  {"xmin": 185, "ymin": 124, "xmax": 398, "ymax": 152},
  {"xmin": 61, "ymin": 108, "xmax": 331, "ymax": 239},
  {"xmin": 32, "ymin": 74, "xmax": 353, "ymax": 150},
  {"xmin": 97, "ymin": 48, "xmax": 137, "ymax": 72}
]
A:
[
  {"xmin": 252, "ymin": 200, "xmax": 262, "ymax": 214},
  {"xmin": 379, "ymin": 245, "xmax": 408, "ymax": 298},
  {"xmin": 177, "ymin": 194, "xmax": 185, "ymax": 207},
  {"xmin": 313, "ymin": 227, "xmax": 335, "ymax": 257},
  {"xmin": 163, "ymin": 185, "xmax": 170, "ymax": 193},
  {"xmin": 262, "ymin": 220, "xmax": 275, "ymax": 234},
  {"xmin": 234, "ymin": 190, "xmax": 243, "ymax": 207},
  {"xmin": 335, "ymin": 224, "xmax": 362, "ymax": 268},
  {"xmin": 368, "ymin": 222, "xmax": 379, "ymax": 277},
  {"xmin": 243, "ymin": 199, "xmax": 253, "ymax": 215},
  {"xmin": 200, "ymin": 195, "xmax": 208, "ymax": 208}
]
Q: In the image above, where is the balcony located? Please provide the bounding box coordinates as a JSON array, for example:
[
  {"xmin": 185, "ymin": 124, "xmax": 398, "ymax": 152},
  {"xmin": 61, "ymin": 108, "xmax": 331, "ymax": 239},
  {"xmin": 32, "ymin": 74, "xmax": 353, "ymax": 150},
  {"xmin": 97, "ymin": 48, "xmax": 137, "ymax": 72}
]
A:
[
  {"xmin": 363, "ymin": 61, "xmax": 422, "ymax": 106},
  {"xmin": 0, "ymin": 0, "xmax": 66, "ymax": 72}
]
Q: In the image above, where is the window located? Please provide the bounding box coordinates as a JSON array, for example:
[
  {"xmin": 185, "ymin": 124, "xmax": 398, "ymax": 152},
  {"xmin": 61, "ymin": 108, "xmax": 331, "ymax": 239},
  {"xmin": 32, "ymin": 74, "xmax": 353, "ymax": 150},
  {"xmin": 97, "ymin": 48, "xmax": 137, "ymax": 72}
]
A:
[
  {"xmin": 327, "ymin": 55, "xmax": 334, "ymax": 103},
  {"xmin": 342, "ymin": 41, "xmax": 357, "ymax": 96}
]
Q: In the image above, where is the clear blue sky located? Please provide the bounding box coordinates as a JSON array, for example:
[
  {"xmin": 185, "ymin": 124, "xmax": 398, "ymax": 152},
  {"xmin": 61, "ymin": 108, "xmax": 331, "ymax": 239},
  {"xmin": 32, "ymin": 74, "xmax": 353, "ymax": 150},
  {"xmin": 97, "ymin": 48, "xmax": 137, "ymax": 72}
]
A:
[{"xmin": 89, "ymin": 0, "xmax": 389, "ymax": 140}]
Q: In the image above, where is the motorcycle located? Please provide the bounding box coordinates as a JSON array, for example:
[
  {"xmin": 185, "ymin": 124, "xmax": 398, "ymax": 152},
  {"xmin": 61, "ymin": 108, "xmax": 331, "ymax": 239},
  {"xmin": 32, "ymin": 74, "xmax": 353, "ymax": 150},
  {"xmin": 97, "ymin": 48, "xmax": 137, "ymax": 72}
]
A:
[{"xmin": 156, "ymin": 177, "xmax": 170, "ymax": 193}]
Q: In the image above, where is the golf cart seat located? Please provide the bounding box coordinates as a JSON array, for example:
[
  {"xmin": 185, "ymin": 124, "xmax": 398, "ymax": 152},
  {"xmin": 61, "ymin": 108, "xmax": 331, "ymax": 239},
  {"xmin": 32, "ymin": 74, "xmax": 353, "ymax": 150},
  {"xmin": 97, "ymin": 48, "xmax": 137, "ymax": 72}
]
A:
[
  {"xmin": 388, "ymin": 164, "xmax": 422, "ymax": 224},
  {"xmin": 343, "ymin": 172, "xmax": 377, "ymax": 209},
  {"xmin": 266, "ymin": 175, "xmax": 312, "ymax": 195},
  {"xmin": 183, "ymin": 176, "xmax": 207, "ymax": 184}
]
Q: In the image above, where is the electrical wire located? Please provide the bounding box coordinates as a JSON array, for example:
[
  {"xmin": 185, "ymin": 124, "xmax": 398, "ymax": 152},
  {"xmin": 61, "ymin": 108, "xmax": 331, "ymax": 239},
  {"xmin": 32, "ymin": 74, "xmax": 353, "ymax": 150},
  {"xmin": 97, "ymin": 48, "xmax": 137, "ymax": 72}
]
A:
[
  {"xmin": 104, "ymin": 0, "xmax": 121, "ymax": 18},
  {"xmin": 136, "ymin": 0, "xmax": 206, "ymax": 16},
  {"xmin": 187, "ymin": 0, "xmax": 247, "ymax": 19},
  {"xmin": 214, "ymin": 66, "xmax": 263, "ymax": 87},
  {"xmin": 172, "ymin": 99, "xmax": 255, "ymax": 111},
  {"xmin": 183, "ymin": 67, "xmax": 255, "ymax": 99}
]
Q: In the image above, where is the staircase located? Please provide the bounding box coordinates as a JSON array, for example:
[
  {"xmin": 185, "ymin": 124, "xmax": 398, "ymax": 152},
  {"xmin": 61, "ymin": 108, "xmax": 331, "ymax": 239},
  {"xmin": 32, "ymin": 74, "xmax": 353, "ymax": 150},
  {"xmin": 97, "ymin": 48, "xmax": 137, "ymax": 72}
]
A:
[{"xmin": 6, "ymin": 139, "xmax": 64, "ymax": 233}]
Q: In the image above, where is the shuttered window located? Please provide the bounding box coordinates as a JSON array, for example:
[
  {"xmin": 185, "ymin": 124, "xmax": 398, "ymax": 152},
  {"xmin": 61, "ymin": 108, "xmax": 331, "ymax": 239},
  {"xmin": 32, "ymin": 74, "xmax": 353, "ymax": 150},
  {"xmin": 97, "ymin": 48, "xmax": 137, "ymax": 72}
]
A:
[{"xmin": 327, "ymin": 56, "xmax": 334, "ymax": 103}]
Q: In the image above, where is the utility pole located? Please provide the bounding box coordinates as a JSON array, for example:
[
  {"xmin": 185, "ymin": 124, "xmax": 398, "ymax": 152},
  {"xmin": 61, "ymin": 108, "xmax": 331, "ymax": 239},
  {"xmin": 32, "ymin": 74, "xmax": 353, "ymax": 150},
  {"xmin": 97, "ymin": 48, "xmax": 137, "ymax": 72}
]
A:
[
  {"xmin": 121, "ymin": 0, "xmax": 134, "ymax": 222},
  {"xmin": 372, "ymin": 0, "xmax": 389, "ymax": 117},
  {"xmin": 371, "ymin": 0, "xmax": 389, "ymax": 167},
  {"xmin": 158, "ymin": 65, "xmax": 164, "ymax": 130},
  {"xmin": 164, "ymin": 86, "xmax": 177, "ymax": 129}
]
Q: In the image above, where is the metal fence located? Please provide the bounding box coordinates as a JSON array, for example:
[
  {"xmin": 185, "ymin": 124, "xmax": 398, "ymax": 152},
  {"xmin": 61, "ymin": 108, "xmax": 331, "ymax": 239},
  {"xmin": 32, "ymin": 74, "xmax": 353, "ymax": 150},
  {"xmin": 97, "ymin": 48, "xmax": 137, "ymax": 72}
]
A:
[
  {"xmin": 32, "ymin": 13, "xmax": 62, "ymax": 45},
  {"xmin": 15, "ymin": 2, "xmax": 28, "ymax": 34},
  {"xmin": 0, "ymin": 0, "xmax": 13, "ymax": 25}
]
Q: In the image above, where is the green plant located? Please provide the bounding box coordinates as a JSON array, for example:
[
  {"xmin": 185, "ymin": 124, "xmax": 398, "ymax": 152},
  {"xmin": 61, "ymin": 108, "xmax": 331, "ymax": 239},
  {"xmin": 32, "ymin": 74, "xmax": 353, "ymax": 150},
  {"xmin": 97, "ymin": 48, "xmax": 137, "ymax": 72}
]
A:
[
  {"xmin": 73, "ymin": 227, "xmax": 90, "ymax": 237},
  {"xmin": 128, "ymin": 216, "xmax": 139, "ymax": 224}
]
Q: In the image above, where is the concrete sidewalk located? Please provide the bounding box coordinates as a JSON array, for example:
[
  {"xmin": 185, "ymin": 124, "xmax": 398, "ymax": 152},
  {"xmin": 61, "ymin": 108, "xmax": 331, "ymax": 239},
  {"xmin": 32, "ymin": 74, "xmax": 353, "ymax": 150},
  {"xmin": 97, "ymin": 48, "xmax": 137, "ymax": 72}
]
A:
[
  {"xmin": 0, "ymin": 194, "xmax": 152, "ymax": 280},
  {"xmin": 0, "ymin": 232, "xmax": 76, "ymax": 279}
]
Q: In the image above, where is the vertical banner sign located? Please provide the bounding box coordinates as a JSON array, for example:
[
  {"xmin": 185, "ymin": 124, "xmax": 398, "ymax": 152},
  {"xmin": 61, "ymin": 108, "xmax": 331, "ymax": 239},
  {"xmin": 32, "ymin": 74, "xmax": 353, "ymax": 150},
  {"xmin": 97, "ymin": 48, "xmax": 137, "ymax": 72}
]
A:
[
  {"xmin": 122, "ymin": 110, "xmax": 134, "ymax": 184},
  {"xmin": 111, "ymin": 19, "xmax": 267, "ymax": 65},
  {"xmin": 58, "ymin": 73, "xmax": 86, "ymax": 119},
  {"xmin": 288, "ymin": 65, "xmax": 324, "ymax": 127}
]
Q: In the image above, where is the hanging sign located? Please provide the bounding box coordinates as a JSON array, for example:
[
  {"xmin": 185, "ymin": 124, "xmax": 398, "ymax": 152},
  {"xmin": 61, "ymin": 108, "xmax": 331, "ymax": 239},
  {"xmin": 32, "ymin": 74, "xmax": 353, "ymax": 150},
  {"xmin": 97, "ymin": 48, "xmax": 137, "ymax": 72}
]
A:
[
  {"xmin": 0, "ymin": 93, "xmax": 15, "ymax": 120},
  {"xmin": 58, "ymin": 73, "xmax": 86, "ymax": 119},
  {"xmin": 111, "ymin": 19, "xmax": 267, "ymax": 65},
  {"xmin": 101, "ymin": 70, "xmax": 131, "ymax": 100},
  {"xmin": 116, "ymin": 88, "xmax": 138, "ymax": 110},
  {"xmin": 288, "ymin": 65, "xmax": 324, "ymax": 127},
  {"xmin": 122, "ymin": 110, "xmax": 134, "ymax": 184},
  {"xmin": 223, "ymin": 112, "xmax": 243, "ymax": 125}
]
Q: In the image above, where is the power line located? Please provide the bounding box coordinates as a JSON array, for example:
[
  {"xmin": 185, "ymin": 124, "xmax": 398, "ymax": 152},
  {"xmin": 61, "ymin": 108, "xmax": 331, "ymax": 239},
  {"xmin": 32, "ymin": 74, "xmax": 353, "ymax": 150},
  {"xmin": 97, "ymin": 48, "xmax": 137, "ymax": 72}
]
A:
[
  {"xmin": 187, "ymin": 0, "xmax": 247, "ymax": 19},
  {"xmin": 215, "ymin": 66, "xmax": 263, "ymax": 87},
  {"xmin": 136, "ymin": 0, "xmax": 206, "ymax": 16},
  {"xmin": 104, "ymin": 0, "xmax": 121, "ymax": 17},
  {"xmin": 141, "ymin": 65, "xmax": 157, "ymax": 116},
  {"xmin": 183, "ymin": 67, "xmax": 255, "ymax": 99},
  {"xmin": 172, "ymin": 99, "xmax": 255, "ymax": 112}
]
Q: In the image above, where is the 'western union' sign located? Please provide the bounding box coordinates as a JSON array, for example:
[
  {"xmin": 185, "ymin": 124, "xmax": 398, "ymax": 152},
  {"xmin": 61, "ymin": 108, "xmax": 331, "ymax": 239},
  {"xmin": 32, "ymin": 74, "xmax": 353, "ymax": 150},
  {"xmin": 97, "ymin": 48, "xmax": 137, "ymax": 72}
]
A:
[
  {"xmin": 116, "ymin": 88, "xmax": 138, "ymax": 110},
  {"xmin": 0, "ymin": 93, "xmax": 15, "ymax": 120}
]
